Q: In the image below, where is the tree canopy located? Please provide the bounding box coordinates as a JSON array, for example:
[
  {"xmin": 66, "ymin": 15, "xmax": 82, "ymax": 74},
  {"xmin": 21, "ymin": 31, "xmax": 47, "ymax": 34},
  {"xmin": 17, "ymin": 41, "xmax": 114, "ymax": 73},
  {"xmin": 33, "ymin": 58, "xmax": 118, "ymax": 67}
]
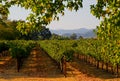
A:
[
  {"xmin": 91, "ymin": 0, "xmax": 120, "ymax": 66},
  {"xmin": 1, "ymin": 0, "xmax": 83, "ymax": 34}
]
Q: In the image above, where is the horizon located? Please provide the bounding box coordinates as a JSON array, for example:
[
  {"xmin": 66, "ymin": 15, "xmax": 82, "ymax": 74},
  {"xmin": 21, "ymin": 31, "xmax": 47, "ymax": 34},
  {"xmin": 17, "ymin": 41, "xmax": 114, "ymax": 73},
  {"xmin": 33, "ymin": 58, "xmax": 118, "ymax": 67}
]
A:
[{"xmin": 49, "ymin": 27, "xmax": 95, "ymax": 30}]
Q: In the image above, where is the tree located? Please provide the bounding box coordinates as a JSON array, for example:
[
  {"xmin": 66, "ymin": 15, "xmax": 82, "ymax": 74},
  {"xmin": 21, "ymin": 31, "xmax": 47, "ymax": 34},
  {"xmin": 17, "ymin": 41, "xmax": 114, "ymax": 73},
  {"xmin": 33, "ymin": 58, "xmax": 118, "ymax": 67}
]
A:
[
  {"xmin": 0, "ymin": 23, "xmax": 17, "ymax": 40},
  {"xmin": 50, "ymin": 33, "xmax": 60, "ymax": 40},
  {"xmin": 0, "ymin": 19, "xmax": 51, "ymax": 40},
  {"xmin": 79, "ymin": 36, "xmax": 83, "ymax": 39},
  {"xmin": 91, "ymin": 0, "xmax": 120, "ymax": 67},
  {"xmin": 1, "ymin": 0, "xmax": 83, "ymax": 34},
  {"xmin": 0, "ymin": 1, "xmax": 9, "ymax": 24},
  {"xmin": 70, "ymin": 33, "xmax": 77, "ymax": 40},
  {"xmin": 50, "ymin": 33, "xmax": 69, "ymax": 40},
  {"xmin": 24, "ymin": 26, "xmax": 51, "ymax": 40},
  {"xmin": 38, "ymin": 27, "xmax": 51, "ymax": 40}
]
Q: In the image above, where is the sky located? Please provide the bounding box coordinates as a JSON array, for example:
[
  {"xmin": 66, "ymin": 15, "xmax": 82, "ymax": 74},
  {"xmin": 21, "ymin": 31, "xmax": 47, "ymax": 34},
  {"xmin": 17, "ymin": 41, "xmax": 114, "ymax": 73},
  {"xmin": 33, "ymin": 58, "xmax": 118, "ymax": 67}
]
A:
[{"xmin": 8, "ymin": 0, "xmax": 100, "ymax": 30}]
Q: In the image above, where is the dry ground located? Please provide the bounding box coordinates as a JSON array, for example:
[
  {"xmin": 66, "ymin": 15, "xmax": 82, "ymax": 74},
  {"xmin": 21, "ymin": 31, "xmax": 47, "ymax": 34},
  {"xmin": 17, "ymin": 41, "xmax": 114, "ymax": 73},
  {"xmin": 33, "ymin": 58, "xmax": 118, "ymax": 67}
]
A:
[{"xmin": 0, "ymin": 47, "xmax": 120, "ymax": 81}]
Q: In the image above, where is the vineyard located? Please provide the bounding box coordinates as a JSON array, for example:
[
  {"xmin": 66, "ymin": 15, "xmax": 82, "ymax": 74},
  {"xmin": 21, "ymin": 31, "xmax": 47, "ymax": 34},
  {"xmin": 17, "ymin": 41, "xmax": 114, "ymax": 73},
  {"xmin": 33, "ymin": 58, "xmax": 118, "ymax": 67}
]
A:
[
  {"xmin": 0, "ymin": 39, "xmax": 120, "ymax": 78},
  {"xmin": 0, "ymin": 40, "xmax": 36, "ymax": 72},
  {"xmin": 39, "ymin": 39, "xmax": 120, "ymax": 76},
  {"xmin": 0, "ymin": 0, "xmax": 120, "ymax": 81}
]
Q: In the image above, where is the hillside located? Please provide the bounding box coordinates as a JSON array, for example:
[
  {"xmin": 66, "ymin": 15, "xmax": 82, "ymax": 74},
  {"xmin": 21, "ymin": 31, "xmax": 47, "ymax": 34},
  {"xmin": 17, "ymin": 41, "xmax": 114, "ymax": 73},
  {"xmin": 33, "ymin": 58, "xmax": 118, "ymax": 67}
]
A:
[{"xmin": 50, "ymin": 28, "xmax": 96, "ymax": 38}]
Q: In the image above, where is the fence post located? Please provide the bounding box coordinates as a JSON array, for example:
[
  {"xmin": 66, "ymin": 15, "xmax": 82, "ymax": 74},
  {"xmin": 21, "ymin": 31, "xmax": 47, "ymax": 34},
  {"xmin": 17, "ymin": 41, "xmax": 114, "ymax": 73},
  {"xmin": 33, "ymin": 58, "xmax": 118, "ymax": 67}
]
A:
[{"xmin": 61, "ymin": 56, "xmax": 66, "ymax": 77}]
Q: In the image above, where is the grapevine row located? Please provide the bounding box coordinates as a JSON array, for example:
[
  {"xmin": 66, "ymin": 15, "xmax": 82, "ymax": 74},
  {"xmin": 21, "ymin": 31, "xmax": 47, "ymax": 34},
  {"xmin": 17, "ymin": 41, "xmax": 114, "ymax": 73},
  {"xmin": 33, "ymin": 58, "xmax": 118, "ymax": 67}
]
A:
[
  {"xmin": 39, "ymin": 39, "xmax": 120, "ymax": 75},
  {"xmin": 0, "ymin": 40, "xmax": 36, "ymax": 72}
]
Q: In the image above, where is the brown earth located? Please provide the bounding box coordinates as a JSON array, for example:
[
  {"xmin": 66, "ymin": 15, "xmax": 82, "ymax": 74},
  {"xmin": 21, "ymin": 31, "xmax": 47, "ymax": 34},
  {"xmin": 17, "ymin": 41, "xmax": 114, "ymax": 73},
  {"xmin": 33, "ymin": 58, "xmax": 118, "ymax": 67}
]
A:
[{"xmin": 0, "ymin": 47, "xmax": 120, "ymax": 81}]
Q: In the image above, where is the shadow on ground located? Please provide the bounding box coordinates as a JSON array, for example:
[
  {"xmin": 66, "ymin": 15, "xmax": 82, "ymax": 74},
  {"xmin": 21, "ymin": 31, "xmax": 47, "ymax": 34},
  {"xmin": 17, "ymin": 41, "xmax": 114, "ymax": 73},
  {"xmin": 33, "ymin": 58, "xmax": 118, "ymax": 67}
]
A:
[
  {"xmin": 0, "ymin": 47, "xmax": 64, "ymax": 80},
  {"xmin": 0, "ymin": 47, "xmax": 120, "ymax": 81},
  {"xmin": 68, "ymin": 57, "xmax": 119, "ymax": 79}
]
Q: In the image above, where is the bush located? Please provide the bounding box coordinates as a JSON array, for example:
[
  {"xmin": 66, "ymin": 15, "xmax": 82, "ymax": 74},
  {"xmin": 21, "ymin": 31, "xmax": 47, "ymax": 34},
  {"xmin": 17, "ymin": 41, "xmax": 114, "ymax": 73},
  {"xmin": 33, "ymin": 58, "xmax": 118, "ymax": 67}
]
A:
[
  {"xmin": 0, "ymin": 42, "xmax": 9, "ymax": 53},
  {"xmin": 63, "ymin": 49, "xmax": 74, "ymax": 62}
]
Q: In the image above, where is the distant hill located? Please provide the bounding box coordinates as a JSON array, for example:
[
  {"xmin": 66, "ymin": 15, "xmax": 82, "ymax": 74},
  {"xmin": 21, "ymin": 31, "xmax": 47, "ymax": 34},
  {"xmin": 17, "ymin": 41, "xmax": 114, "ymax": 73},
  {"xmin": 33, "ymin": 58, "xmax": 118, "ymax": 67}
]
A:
[
  {"xmin": 83, "ymin": 29, "xmax": 96, "ymax": 38},
  {"xmin": 50, "ymin": 28, "xmax": 96, "ymax": 38}
]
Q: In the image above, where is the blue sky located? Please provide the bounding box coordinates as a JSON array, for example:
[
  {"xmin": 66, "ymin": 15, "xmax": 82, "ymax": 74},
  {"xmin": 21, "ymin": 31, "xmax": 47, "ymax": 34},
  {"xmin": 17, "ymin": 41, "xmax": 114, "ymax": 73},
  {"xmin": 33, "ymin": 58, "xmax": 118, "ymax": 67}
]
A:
[{"xmin": 8, "ymin": 0, "xmax": 100, "ymax": 30}]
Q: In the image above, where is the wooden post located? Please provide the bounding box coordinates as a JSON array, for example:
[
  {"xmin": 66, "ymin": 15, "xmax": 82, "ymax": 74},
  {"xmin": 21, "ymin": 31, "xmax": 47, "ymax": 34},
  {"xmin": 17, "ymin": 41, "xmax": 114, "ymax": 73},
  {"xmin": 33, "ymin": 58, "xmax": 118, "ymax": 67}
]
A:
[
  {"xmin": 17, "ymin": 58, "xmax": 20, "ymax": 72},
  {"xmin": 62, "ymin": 56, "xmax": 66, "ymax": 77},
  {"xmin": 111, "ymin": 65, "xmax": 114, "ymax": 74},
  {"xmin": 106, "ymin": 63, "xmax": 108, "ymax": 72},
  {"xmin": 97, "ymin": 60, "xmax": 99, "ymax": 69},
  {"xmin": 116, "ymin": 63, "xmax": 119, "ymax": 77},
  {"xmin": 101, "ymin": 61, "xmax": 104, "ymax": 70}
]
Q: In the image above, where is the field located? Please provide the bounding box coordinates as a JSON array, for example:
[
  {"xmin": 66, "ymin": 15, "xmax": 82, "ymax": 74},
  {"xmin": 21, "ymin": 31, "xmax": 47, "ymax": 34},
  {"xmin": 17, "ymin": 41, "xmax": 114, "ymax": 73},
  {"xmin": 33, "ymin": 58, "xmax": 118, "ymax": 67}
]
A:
[{"xmin": 0, "ymin": 39, "xmax": 120, "ymax": 81}]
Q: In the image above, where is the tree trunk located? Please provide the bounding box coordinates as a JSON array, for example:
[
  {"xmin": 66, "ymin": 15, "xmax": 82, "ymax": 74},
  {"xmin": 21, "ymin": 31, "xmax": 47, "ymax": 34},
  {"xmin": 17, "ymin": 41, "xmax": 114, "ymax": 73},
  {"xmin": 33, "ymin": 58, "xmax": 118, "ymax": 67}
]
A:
[
  {"xmin": 116, "ymin": 64, "xmax": 119, "ymax": 77},
  {"xmin": 101, "ymin": 61, "xmax": 104, "ymax": 70},
  {"xmin": 17, "ymin": 58, "xmax": 20, "ymax": 72},
  {"xmin": 106, "ymin": 63, "xmax": 108, "ymax": 72},
  {"xmin": 97, "ymin": 60, "xmax": 99, "ymax": 69}
]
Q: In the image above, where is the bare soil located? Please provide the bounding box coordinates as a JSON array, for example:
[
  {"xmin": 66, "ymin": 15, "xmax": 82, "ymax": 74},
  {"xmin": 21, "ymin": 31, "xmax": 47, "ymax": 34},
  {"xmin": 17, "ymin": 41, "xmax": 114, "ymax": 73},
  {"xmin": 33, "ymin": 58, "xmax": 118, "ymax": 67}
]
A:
[{"xmin": 0, "ymin": 47, "xmax": 120, "ymax": 81}]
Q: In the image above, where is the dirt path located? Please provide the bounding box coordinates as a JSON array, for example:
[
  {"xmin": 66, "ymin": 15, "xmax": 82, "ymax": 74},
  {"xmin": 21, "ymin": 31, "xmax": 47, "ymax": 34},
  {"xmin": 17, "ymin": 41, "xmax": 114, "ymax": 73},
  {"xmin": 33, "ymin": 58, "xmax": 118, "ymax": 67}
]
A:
[
  {"xmin": 0, "ymin": 47, "xmax": 75, "ymax": 81},
  {"xmin": 66, "ymin": 57, "xmax": 120, "ymax": 81},
  {"xmin": 0, "ymin": 47, "xmax": 120, "ymax": 81}
]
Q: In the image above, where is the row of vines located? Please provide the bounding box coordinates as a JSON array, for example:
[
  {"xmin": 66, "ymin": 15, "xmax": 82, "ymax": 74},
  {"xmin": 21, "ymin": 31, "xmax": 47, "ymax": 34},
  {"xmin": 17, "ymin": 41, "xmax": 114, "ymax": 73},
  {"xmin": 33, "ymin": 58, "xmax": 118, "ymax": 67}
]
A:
[
  {"xmin": 0, "ymin": 40, "xmax": 36, "ymax": 72},
  {"xmin": 39, "ymin": 40, "xmax": 75, "ymax": 76},
  {"xmin": 0, "ymin": 39, "xmax": 120, "ymax": 75},
  {"xmin": 39, "ymin": 39, "xmax": 120, "ymax": 76}
]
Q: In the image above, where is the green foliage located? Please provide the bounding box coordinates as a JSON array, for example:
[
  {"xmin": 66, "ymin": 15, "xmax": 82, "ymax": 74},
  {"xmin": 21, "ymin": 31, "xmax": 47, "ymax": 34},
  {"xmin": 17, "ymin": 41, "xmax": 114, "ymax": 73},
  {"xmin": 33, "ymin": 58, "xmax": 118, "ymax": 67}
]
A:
[
  {"xmin": 72, "ymin": 42, "xmax": 78, "ymax": 47},
  {"xmin": 39, "ymin": 40, "xmax": 75, "ymax": 62},
  {"xmin": 0, "ymin": 40, "xmax": 36, "ymax": 58},
  {"xmin": 63, "ymin": 49, "xmax": 74, "ymax": 62},
  {"xmin": 70, "ymin": 33, "xmax": 77, "ymax": 40},
  {"xmin": 0, "ymin": 25, "xmax": 16, "ymax": 40},
  {"xmin": 1, "ymin": 0, "xmax": 119, "ymax": 68},
  {"xmin": 8, "ymin": 40, "xmax": 36, "ymax": 58},
  {"xmin": 0, "ymin": 3, "xmax": 9, "ymax": 19},
  {"xmin": 9, "ymin": 46, "xmax": 26, "ymax": 58},
  {"xmin": 79, "ymin": 36, "xmax": 83, "ymax": 39},
  {"xmin": 91, "ymin": 0, "xmax": 120, "ymax": 66},
  {"xmin": 0, "ymin": 41, "xmax": 9, "ymax": 53},
  {"xmin": 50, "ymin": 33, "xmax": 69, "ymax": 40},
  {"xmin": 0, "ymin": 39, "xmax": 119, "ymax": 68},
  {"xmin": 1, "ymin": 0, "xmax": 83, "ymax": 34},
  {"xmin": 0, "ymin": 20, "xmax": 21, "ymax": 40},
  {"xmin": 0, "ymin": 20, "xmax": 51, "ymax": 40},
  {"xmin": 39, "ymin": 39, "xmax": 120, "ymax": 67}
]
